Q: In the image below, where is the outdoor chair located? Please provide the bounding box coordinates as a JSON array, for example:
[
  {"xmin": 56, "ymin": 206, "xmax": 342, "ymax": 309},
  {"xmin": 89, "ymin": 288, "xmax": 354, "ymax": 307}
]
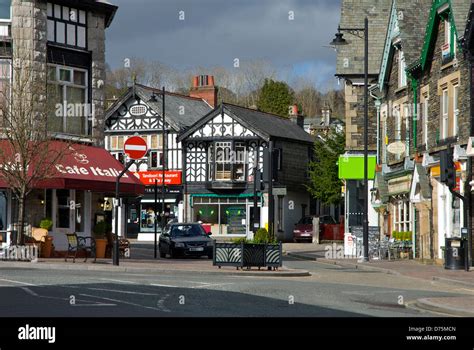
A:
[
  {"xmin": 65, "ymin": 233, "xmax": 96, "ymax": 263},
  {"xmin": 105, "ymin": 232, "xmax": 130, "ymax": 258}
]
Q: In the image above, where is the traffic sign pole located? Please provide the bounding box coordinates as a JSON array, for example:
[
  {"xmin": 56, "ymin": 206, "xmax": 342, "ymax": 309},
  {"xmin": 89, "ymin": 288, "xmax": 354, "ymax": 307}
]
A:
[{"xmin": 114, "ymin": 136, "xmax": 148, "ymax": 266}]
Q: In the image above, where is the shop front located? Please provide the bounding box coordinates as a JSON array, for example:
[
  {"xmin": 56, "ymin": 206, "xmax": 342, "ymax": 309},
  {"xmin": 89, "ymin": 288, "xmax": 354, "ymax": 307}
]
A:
[
  {"xmin": 190, "ymin": 194, "xmax": 262, "ymax": 237},
  {"xmin": 0, "ymin": 141, "xmax": 144, "ymax": 250}
]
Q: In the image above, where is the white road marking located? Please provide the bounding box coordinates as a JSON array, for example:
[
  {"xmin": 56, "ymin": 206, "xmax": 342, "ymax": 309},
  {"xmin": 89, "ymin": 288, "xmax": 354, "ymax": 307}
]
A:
[
  {"xmin": 149, "ymin": 283, "xmax": 181, "ymax": 288},
  {"xmin": 71, "ymin": 304, "xmax": 116, "ymax": 307},
  {"xmin": 157, "ymin": 294, "xmax": 171, "ymax": 313},
  {"xmin": 0, "ymin": 278, "xmax": 35, "ymax": 286},
  {"xmin": 93, "ymin": 278, "xmax": 138, "ymax": 284},
  {"xmin": 20, "ymin": 287, "xmax": 39, "ymax": 296},
  {"xmin": 86, "ymin": 287, "xmax": 156, "ymax": 296},
  {"xmin": 191, "ymin": 283, "xmax": 234, "ymax": 289},
  {"xmin": 80, "ymin": 293, "xmax": 168, "ymax": 312}
]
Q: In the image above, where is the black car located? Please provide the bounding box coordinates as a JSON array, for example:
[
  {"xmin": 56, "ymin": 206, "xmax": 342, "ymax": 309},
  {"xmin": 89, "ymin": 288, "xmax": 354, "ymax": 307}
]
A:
[{"xmin": 158, "ymin": 223, "xmax": 214, "ymax": 259}]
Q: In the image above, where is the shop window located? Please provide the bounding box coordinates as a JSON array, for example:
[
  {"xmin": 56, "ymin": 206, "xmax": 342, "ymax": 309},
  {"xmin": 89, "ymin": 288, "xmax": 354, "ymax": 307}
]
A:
[
  {"xmin": 0, "ymin": 191, "xmax": 6, "ymax": 231},
  {"xmin": 393, "ymin": 200, "xmax": 412, "ymax": 233},
  {"xmin": 75, "ymin": 191, "xmax": 84, "ymax": 233}
]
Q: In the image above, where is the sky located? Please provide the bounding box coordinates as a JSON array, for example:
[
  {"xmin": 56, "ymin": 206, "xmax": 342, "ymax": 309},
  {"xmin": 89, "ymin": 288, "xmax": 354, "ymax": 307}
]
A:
[{"xmin": 106, "ymin": 0, "xmax": 341, "ymax": 90}]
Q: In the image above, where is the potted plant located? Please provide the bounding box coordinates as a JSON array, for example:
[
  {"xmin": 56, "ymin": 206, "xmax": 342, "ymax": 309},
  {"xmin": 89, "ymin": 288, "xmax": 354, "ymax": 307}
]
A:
[
  {"xmin": 38, "ymin": 218, "xmax": 53, "ymax": 258},
  {"xmin": 93, "ymin": 221, "xmax": 110, "ymax": 259},
  {"xmin": 39, "ymin": 218, "xmax": 53, "ymax": 231}
]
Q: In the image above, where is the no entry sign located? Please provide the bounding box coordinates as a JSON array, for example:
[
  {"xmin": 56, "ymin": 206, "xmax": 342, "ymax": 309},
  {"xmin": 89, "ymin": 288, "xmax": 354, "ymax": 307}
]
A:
[{"xmin": 124, "ymin": 136, "xmax": 148, "ymax": 160}]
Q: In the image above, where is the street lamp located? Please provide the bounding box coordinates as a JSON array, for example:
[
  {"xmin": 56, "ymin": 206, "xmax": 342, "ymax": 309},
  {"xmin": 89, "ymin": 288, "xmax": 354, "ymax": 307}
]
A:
[{"xmin": 331, "ymin": 17, "xmax": 369, "ymax": 262}]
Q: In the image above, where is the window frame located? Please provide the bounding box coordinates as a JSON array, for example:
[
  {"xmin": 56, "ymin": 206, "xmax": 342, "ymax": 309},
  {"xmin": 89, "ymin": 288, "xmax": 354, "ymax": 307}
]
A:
[
  {"xmin": 398, "ymin": 50, "xmax": 407, "ymax": 88},
  {"xmin": 441, "ymin": 88, "xmax": 449, "ymax": 140},
  {"xmin": 47, "ymin": 2, "xmax": 87, "ymax": 50},
  {"xmin": 48, "ymin": 63, "xmax": 89, "ymax": 135},
  {"xmin": 149, "ymin": 150, "xmax": 164, "ymax": 169},
  {"xmin": 453, "ymin": 84, "xmax": 459, "ymax": 137},
  {"xmin": 212, "ymin": 141, "xmax": 247, "ymax": 182}
]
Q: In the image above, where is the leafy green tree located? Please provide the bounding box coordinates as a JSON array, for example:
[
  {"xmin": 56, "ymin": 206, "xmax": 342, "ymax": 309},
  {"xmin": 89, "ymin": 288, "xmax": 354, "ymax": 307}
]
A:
[
  {"xmin": 257, "ymin": 79, "xmax": 295, "ymax": 117},
  {"xmin": 307, "ymin": 130, "xmax": 345, "ymax": 205}
]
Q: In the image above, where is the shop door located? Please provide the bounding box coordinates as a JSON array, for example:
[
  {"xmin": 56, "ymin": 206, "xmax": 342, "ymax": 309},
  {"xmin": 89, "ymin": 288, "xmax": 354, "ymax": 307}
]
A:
[{"xmin": 54, "ymin": 189, "xmax": 74, "ymax": 234}]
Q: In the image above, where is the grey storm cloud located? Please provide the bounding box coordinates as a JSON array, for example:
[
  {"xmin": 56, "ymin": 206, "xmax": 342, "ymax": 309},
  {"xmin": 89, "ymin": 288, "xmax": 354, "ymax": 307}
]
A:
[{"xmin": 106, "ymin": 0, "xmax": 341, "ymax": 86}]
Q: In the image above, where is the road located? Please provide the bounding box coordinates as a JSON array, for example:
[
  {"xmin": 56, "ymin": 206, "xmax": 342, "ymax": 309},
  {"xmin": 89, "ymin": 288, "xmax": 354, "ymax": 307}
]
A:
[{"xmin": 0, "ymin": 255, "xmax": 472, "ymax": 317}]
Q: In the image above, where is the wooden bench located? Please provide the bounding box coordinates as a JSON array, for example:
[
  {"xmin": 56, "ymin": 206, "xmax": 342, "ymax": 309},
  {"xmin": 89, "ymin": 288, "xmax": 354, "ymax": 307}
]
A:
[{"xmin": 65, "ymin": 233, "xmax": 96, "ymax": 263}]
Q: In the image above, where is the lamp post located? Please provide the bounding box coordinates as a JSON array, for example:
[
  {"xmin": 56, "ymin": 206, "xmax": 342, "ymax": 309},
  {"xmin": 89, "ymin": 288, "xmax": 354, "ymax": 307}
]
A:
[{"xmin": 331, "ymin": 17, "xmax": 369, "ymax": 262}]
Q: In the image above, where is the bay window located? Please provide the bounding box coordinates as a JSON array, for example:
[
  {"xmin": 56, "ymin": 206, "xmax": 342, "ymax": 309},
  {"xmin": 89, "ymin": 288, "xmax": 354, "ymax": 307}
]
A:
[
  {"xmin": 212, "ymin": 141, "xmax": 246, "ymax": 182},
  {"xmin": 393, "ymin": 200, "xmax": 412, "ymax": 233},
  {"xmin": 48, "ymin": 64, "xmax": 89, "ymax": 135}
]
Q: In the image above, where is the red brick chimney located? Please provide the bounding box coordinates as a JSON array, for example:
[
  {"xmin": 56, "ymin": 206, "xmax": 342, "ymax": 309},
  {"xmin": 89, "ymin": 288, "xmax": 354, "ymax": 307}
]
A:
[{"xmin": 189, "ymin": 75, "xmax": 218, "ymax": 108}]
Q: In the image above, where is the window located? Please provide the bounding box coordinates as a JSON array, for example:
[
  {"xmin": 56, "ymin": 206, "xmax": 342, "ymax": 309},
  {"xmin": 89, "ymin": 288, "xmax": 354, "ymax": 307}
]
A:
[
  {"xmin": 56, "ymin": 190, "xmax": 71, "ymax": 229},
  {"xmin": 422, "ymin": 94, "xmax": 429, "ymax": 147},
  {"xmin": 403, "ymin": 104, "xmax": 410, "ymax": 156},
  {"xmin": 0, "ymin": 59, "xmax": 11, "ymax": 106},
  {"xmin": 0, "ymin": 0, "xmax": 11, "ymax": 20},
  {"xmin": 150, "ymin": 134, "xmax": 163, "ymax": 149},
  {"xmin": 149, "ymin": 150, "xmax": 163, "ymax": 169},
  {"xmin": 441, "ymin": 88, "xmax": 449, "ymax": 139},
  {"xmin": 394, "ymin": 106, "xmax": 401, "ymax": 141},
  {"xmin": 110, "ymin": 136, "xmax": 125, "ymax": 151},
  {"xmin": 453, "ymin": 84, "xmax": 459, "ymax": 137},
  {"xmin": 213, "ymin": 141, "xmax": 246, "ymax": 182},
  {"xmin": 112, "ymin": 152, "xmax": 125, "ymax": 164},
  {"xmin": 398, "ymin": 50, "xmax": 407, "ymax": 88},
  {"xmin": 47, "ymin": 2, "xmax": 87, "ymax": 49},
  {"xmin": 393, "ymin": 200, "xmax": 412, "ymax": 233},
  {"xmin": 48, "ymin": 64, "xmax": 89, "ymax": 135},
  {"xmin": 442, "ymin": 19, "xmax": 456, "ymax": 64},
  {"xmin": 215, "ymin": 142, "xmax": 232, "ymax": 181}
]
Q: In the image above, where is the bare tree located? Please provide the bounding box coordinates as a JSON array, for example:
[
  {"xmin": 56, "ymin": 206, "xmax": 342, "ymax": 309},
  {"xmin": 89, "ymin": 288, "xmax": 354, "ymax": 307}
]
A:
[{"xmin": 0, "ymin": 47, "xmax": 69, "ymax": 243}]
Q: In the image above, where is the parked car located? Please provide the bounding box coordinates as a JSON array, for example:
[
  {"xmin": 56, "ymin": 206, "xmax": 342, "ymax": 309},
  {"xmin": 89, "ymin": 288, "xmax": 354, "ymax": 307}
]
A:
[
  {"xmin": 293, "ymin": 215, "xmax": 340, "ymax": 242},
  {"xmin": 159, "ymin": 223, "xmax": 214, "ymax": 259},
  {"xmin": 293, "ymin": 216, "xmax": 315, "ymax": 242}
]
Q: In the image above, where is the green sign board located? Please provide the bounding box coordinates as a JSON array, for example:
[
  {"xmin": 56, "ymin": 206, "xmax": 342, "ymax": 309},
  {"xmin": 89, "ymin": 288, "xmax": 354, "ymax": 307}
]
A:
[{"xmin": 338, "ymin": 155, "xmax": 376, "ymax": 180}]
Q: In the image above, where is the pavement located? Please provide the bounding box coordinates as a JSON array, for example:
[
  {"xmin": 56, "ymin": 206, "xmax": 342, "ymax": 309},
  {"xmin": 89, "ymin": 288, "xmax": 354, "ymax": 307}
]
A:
[{"xmin": 283, "ymin": 242, "xmax": 474, "ymax": 316}]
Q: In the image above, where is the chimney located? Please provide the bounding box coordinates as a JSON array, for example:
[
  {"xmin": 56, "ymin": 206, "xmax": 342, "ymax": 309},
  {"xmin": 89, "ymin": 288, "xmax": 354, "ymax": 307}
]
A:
[
  {"xmin": 189, "ymin": 75, "xmax": 218, "ymax": 108},
  {"xmin": 288, "ymin": 104, "xmax": 305, "ymax": 129}
]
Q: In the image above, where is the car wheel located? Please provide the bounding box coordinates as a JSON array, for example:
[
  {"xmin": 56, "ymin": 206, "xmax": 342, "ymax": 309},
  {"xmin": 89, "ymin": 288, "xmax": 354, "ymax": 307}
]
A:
[{"xmin": 169, "ymin": 248, "xmax": 175, "ymax": 259}]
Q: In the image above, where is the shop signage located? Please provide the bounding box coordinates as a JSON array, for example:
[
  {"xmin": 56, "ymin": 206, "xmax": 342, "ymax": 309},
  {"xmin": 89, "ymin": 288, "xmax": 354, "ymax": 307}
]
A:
[
  {"xmin": 135, "ymin": 171, "xmax": 182, "ymax": 185},
  {"xmin": 387, "ymin": 175, "xmax": 412, "ymax": 195},
  {"xmin": 387, "ymin": 141, "xmax": 406, "ymax": 155},
  {"xmin": 272, "ymin": 187, "xmax": 287, "ymax": 196},
  {"xmin": 431, "ymin": 162, "xmax": 462, "ymax": 177}
]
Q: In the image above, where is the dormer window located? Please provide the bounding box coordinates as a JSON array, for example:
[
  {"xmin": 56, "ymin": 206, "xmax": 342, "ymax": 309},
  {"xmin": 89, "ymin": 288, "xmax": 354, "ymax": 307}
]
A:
[
  {"xmin": 47, "ymin": 2, "xmax": 87, "ymax": 49},
  {"xmin": 442, "ymin": 18, "xmax": 456, "ymax": 65},
  {"xmin": 398, "ymin": 50, "xmax": 407, "ymax": 88}
]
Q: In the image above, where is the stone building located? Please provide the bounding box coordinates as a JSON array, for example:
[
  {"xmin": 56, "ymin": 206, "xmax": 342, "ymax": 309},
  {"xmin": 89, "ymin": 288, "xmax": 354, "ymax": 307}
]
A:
[
  {"xmin": 335, "ymin": 0, "xmax": 392, "ymax": 233},
  {"xmin": 0, "ymin": 1, "xmax": 145, "ymax": 252},
  {"xmin": 370, "ymin": 0, "xmax": 431, "ymax": 255}
]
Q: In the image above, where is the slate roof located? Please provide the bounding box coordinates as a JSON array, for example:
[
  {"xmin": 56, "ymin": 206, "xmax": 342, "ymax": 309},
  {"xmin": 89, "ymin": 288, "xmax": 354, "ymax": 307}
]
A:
[
  {"xmin": 397, "ymin": 0, "xmax": 432, "ymax": 66},
  {"xmin": 335, "ymin": 0, "xmax": 392, "ymax": 77},
  {"xmin": 105, "ymin": 84, "xmax": 213, "ymax": 132},
  {"xmin": 179, "ymin": 103, "xmax": 314, "ymax": 144},
  {"xmin": 451, "ymin": 0, "xmax": 472, "ymax": 38}
]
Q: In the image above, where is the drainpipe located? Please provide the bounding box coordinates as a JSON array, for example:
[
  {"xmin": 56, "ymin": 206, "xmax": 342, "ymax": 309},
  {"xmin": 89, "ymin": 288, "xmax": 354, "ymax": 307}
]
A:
[{"xmin": 369, "ymin": 90, "xmax": 382, "ymax": 165}]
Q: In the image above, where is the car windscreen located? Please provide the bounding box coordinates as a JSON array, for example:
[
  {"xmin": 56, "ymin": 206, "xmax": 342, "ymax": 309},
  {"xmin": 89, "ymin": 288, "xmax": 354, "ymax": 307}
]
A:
[
  {"xmin": 298, "ymin": 217, "xmax": 313, "ymax": 225},
  {"xmin": 170, "ymin": 225, "xmax": 206, "ymax": 237}
]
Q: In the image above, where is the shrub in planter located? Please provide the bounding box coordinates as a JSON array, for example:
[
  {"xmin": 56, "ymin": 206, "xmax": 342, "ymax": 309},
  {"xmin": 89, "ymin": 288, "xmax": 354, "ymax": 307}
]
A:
[
  {"xmin": 93, "ymin": 221, "xmax": 111, "ymax": 259},
  {"xmin": 253, "ymin": 228, "xmax": 276, "ymax": 244},
  {"xmin": 39, "ymin": 218, "xmax": 53, "ymax": 231}
]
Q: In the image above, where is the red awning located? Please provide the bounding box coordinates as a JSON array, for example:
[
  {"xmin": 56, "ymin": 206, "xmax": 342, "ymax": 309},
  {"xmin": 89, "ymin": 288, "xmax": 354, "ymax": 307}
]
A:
[{"xmin": 0, "ymin": 141, "xmax": 144, "ymax": 195}]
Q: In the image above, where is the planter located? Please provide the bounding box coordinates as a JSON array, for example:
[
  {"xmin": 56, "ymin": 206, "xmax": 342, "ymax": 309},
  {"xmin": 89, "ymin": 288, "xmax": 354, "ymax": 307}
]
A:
[
  {"xmin": 41, "ymin": 236, "xmax": 54, "ymax": 258},
  {"xmin": 213, "ymin": 242, "xmax": 282, "ymax": 269},
  {"xmin": 95, "ymin": 238, "xmax": 107, "ymax": 259}
]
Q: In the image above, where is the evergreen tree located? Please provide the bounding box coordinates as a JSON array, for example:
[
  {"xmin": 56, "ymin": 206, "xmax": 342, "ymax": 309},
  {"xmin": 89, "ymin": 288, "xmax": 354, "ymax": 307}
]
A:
[
  {"xmin": 307, "ymin": 130, "xmax": 345, "ymax": 205},
  {"xmin": 257, "ymin": 79, "xmax": 295, "ymax": 117}
]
